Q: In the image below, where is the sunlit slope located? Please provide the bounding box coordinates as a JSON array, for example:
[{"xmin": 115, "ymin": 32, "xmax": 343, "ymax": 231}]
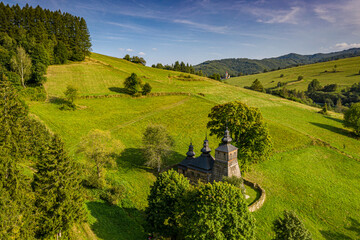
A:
[
  {"xmin": 31, "ymin": 53, "xmax": 360, "ymax": 239},
  {"xmin": 225, "ymin": 56, "xmax": 360, "ymax": 91}
]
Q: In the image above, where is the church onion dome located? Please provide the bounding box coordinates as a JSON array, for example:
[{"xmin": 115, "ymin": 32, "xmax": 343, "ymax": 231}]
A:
[
  {"xmin": 186, "ymin": 142, "xmax": 195, "ymax": 158},
  {"xmin": 201, "ymin": 137, "xmax": 211, "ymax": 154},
  {"xmin": 221, "ymin": 127, "xmax": 232, "ymax": 144}
]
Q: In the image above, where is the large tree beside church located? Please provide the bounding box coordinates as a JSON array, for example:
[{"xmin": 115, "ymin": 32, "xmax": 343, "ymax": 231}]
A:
[{"xmin": 207, "ymin": 101, "xmax": 272, "ymax": 169}]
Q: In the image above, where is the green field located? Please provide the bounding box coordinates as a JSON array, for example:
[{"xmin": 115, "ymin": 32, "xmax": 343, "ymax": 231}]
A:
[
  {"xmin": 28, "ymin": 53, "xmax": 360, "ymax": 239},
  {"xmin": 225, "ymin": 56, "xmax": 360, "ymax": 91}
]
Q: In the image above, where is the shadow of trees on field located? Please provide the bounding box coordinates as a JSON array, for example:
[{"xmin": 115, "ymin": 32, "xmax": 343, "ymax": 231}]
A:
[
  {"xmin": 324, "ymin": 116, "xmax": 344, "ymax": 124},
  {"xmin": 113, "ymin": 147, "xmax": 184, "ymax": 175},
  {"xmin": 320, "ymin": 217, "xmax": 360, "ymax": 240},
  {"xmin": 86, "ymin": 201, "xmax": 146, "ymax": 240},
  {"xmin": 346, "ymin": 217, "xmax": 360, "ymax": 237},
  {"xmin": 320, "ymin": 230, "xmax": 352, "ymax": 240},
  {"xmin": 48, "ymin": 96, "xmax": 68, "ymax": 105},
  {"xmin": 309, "ymin": 122, "xmax": 351, "ymax": 138},
  {"xmin": 108, "ymin": 87, "xmax": 128, "ymax": 94}
]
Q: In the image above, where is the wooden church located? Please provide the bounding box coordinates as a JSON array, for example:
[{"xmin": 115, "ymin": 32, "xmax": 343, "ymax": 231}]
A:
[{"xmin": 177, "ymin": 127, "xmax": 242, "ymax": 183}]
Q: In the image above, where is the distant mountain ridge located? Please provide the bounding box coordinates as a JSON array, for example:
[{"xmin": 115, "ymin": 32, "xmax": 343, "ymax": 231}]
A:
[{"xmin": 194, "ymin": 48, "xmax": 360, "ymax": 77}]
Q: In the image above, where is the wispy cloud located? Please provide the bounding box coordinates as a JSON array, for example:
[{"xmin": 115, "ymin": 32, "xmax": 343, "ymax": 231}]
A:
[
  {"xmin": 126, "ymin": 48, "xmax": 134, "ymax": 52},
  {"xmin": 313, "ymin": 0, "xmax": 360, "ymax": 27},
  {"xmin": 118, "ymin": 48, "xmax": 124, "ymax": 51},
  {"xmin": 314, "ymin": 6, "xmax": 336, "ymax": 23},
  {"xmin": 173, "ymin": 19, "xmax": 228, "ymax": 34},
  {"xmin": 252, "ymin": 6, "xmax": 301, "ymax": 24},
  {"xmin": 152, "ymin": 48, "xmax": 157, "ymax": 51},
  {"xmin": 334, "ymin": 42, "xmax": 360, "ymax": 50},
  {"xmin": 106, "ymin": 21, "xmax": 146, "ymax": 32},
  {"xmin": 138, "ymin": 52, "xmax": 146, "ymax": 56}
]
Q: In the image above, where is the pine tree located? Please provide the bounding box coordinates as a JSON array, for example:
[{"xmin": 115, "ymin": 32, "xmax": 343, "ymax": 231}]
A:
[
  {"xmin": 0, "ymin": 149, "xmax": 36, "ymax": 239},
  {"xmin": 0, "ymin": 80, "xmax": 36, "ymax": 239},
  {"xmin": 33, "ymin": 135, "xmax": 86, "ymax": 239}
]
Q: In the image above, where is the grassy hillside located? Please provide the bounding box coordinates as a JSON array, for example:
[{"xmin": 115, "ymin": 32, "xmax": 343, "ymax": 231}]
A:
[
  {"xmin": 28, "ymin": 53, "xmax": 360, "ymax": 239},
  {"xmin": 225, "ymin": 56, "xmax": 360, "ymax": 91}
]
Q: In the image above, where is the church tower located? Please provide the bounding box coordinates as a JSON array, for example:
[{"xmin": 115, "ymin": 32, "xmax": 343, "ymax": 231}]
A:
[{"xmin": 212, "ymin": 127, "xmax": 241, "ymax": 181}]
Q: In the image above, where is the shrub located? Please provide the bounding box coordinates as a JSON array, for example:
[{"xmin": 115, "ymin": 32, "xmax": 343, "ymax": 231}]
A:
[
  {"xmin": 142, "ymin": 83, "xmax": 152, "ymax": 95},
  {"xmin": 273, "ymin": 210, "xmax": 312, "ymax": 240}
]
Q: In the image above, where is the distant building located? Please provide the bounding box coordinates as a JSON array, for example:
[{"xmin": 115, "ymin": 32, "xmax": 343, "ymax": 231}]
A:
[
  {"xmin": 225, "ymin": 71, "xmax": 230, "ymax": 79},
  {"xmin": 177, "ymin": 127, "xmax": 242, "ymax": 183}
]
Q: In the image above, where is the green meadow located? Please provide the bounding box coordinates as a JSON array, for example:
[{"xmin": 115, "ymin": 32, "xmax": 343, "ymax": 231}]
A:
[
  {"xmin": 225, "ymin": 56, "xmax": 360, "ymax": 91},
  {"xmin": 28, "ymin": 53, "xmax": 360, "ymax": 239}
]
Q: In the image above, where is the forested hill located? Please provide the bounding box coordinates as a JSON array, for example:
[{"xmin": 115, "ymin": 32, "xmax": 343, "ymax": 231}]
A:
[
  {"xmin": 194, "ymin": 48, "xmax": 360, "ymax": 77},
  {"xmin": 0, "ymin": 2, "xmax": 91, "ymax": 85}
]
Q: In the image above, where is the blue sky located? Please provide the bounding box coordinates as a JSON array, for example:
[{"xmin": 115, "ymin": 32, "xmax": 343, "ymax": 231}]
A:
[{"xmin": 4, "ymin": 0, "xmax": 360, "ymax": 65}]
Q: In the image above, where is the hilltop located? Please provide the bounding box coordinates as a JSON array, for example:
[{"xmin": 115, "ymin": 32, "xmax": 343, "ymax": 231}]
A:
[
  {"xmin": 27, "ymin": 53, "xmax": 360, "ymax": 239},
  {"xmin": 194, "ymin": 48, "xmax": 360, "ymax": 77}
]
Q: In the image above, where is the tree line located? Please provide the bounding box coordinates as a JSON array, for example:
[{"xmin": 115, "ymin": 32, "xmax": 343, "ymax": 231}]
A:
[
  {"xmin": 0, "ymin": 3, "xmax": 91, "ymax": 86},
  {"xmin": 151, "ymin": 60, "xmax": 205, "ymax": 77}
]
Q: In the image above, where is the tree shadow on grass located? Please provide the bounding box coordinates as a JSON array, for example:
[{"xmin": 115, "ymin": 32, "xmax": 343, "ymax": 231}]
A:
[
  {"xmin": 320, "ymin": 230, "xmax": 352, "ymax": 240},
  {"xmin": 108, "ymin": 87, "xmax": 128, "ymax": 94},
  {"xmin": 113, "ymin": 148, "xmax": 185, "ymax": 175},
  {"xmin": 324, "ymin": 116, "xmax": 344, "ymax": 124},
  {"xmin": 48, "ymin": 96, "xmax": 68, "ymax": 105},
  {"xmin": 346, "ymin": 74, "xmax": 360, "ymax": 77},
  {"xmin": 86, "ymin": 201, "xmax": 146, "ymax": 240},
  {"xmin": 309, "ymin": 122, "xmax": 352, "ymax": 138},
  {"xmin": 346, "ymin": 217, "xmax": 360, "ymax": 237}
]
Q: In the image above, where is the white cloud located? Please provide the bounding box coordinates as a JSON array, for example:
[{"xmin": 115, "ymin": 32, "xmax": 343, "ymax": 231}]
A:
[
  {"xmin": 173, "ymin": 19, "xmax": 228, "ymax": 34},
  {"xmin": 334, "ymin": 42, "xmax": 360, "ymax": 50},
  {"xmin": 138, "ymin": 52, "xmax": 146, "ymax": 56},
  {"xmin": 254, "ymin": 7, "xmax": 301, "ymax": 24},
  {"xmin": 126, "ymin": 48, "xmax": 134, "ymax": 52},
  {"xmin": 152, "ymin": 48, "xmax": 157, "ymax": 51},
  {"xmin": 118, "ymin": 48, "xmax": 125, "ymax": 51}
]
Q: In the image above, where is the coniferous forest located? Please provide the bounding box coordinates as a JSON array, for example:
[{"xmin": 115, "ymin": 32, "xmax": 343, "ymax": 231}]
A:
[{"xmin": 0, "ymin": 3, "xmax": 91, "ymax": 87}]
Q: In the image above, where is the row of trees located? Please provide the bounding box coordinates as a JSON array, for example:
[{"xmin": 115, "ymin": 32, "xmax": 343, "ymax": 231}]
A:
[
  {"xmin": 0, "ymin": 3, "xmax": 91, "ymax": 86},
  {"xmin": 151, "ymin": 60, "xmax": 205, "ymax": 76},
  {"xmin": 0, "ymin": 78, "xmax": 85, "ymax": 238},
  {"xmin": 123, "ymin": 54, "xmax": 146, "ymax": 66},
  {"xmin": 146, "ymin": 170, "xmax": 312, "ymax": 239}
]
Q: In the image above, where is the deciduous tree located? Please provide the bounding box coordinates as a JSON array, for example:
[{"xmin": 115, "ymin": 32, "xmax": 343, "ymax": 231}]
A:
[
  {"xmin": 142, "ymin": 82, "xmax": 152, "ymax": 95},
  {"xmin": 343, "ymin": 102, "xmax": 360, "ymax": 136},
  {"xmin": 207, "ymin": 101, "xmax": 272, "ymax": 168},
  {"xmin": 10, "ymin": 46, "xmax": 32, "ymax": 88},
  {"xmin": 142, "ymin": 125, "xmax": 174, "ymax": 172},
  {"xmin": 78, "ymin": 129, "xmax": 120, "ymax": 188},
  {"xmin": 146, "ymin": 169, "xmax": 190, "ymax": 238},
  {"xmin": 124, "ymin": 73, "xmax": 143, "ymax": 95},
  {"xmin": 250, "ymin": 79, "xmax": 264, "ymax": 92},
  {"xmin": 181, "ymin": 181, "xmax": 255, "ymax": 240}
]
